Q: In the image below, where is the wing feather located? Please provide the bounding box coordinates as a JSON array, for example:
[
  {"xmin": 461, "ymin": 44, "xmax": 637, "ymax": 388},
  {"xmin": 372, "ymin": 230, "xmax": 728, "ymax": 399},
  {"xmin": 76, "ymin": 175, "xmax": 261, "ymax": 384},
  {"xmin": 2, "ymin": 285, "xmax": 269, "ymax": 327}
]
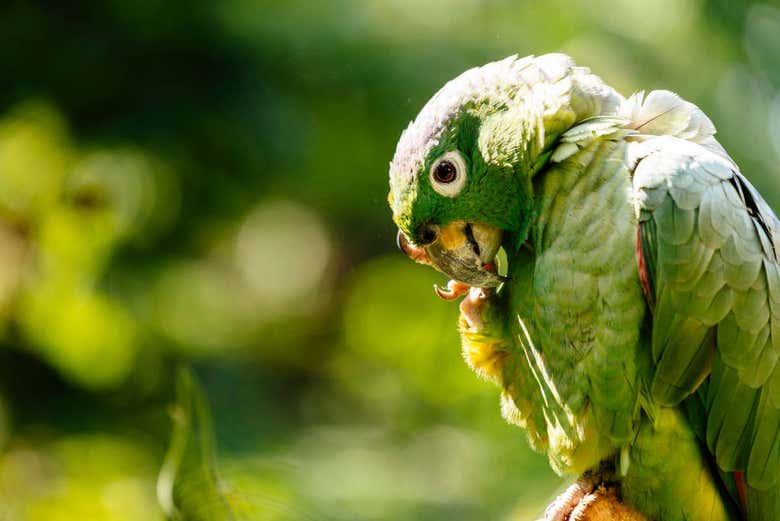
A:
[
  {"xmin": 746, "ymin": 390, "xmax": 780, "ymax": 488},
  {"xmin": 633, "ymin": 136, "xmax": 780, "ymax": 490},
  {"xmin": 655, "ymin": 197, "xmax": 697, "ymax": 245}
]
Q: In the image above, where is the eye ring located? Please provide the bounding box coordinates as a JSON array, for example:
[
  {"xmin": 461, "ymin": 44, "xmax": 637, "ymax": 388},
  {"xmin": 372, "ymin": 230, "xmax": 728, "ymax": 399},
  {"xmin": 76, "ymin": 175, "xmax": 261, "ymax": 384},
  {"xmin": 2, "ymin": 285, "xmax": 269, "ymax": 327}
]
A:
[{"xmin": 429, "ymin": 150, "xmax": 467, "ymax": 198}]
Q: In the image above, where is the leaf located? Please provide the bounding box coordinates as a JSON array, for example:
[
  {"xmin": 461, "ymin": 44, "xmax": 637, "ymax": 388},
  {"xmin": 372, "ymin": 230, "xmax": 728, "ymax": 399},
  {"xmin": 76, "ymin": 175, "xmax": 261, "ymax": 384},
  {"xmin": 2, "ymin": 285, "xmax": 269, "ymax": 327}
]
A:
[{"xmin": 157, "ymin": 367, "xmax": 237, "ymax": 521}]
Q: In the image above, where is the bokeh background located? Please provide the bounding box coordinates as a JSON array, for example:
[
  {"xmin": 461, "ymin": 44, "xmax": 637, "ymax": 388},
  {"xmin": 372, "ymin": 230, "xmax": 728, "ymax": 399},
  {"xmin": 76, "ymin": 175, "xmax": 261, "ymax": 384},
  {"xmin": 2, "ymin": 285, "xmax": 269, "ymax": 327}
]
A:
[{"xmin": 0, "ymin": 1, "xmax": 778, "ymax": 520}]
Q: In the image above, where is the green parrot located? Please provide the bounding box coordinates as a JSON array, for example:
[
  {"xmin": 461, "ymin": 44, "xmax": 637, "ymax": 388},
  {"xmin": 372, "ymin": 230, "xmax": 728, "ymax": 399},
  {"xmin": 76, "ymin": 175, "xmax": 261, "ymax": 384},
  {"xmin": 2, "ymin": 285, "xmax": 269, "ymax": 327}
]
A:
[{"xmin": 388, "ymin": 53, "xmax": 780, "ymax": 520}]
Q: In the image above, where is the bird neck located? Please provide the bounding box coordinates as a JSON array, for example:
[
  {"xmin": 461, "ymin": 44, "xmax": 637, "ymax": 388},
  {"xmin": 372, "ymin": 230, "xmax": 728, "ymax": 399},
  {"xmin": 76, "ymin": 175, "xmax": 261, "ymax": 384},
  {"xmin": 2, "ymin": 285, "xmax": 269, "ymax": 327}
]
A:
[
  {"xmin": 532, "ymin": 136, "xmax": 632, "ymax": 254},
  {"xmin": 501, "ymin": 73, "xmax": 624, "ymax": 249}
]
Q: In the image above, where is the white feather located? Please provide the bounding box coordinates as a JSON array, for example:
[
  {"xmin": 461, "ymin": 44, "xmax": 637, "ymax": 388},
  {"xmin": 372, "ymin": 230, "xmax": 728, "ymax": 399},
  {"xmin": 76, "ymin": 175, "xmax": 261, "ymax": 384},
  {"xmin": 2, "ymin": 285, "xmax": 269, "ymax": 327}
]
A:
[{"xmin": 621, "ymin": 90, "xmax": 716, "ymax": 143}]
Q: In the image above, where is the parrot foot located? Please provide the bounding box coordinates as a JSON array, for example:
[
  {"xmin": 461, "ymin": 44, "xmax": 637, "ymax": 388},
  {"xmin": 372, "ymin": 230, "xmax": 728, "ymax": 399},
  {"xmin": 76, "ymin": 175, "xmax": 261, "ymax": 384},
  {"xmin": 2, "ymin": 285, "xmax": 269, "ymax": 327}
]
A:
[
  {"xmin": 458, "ymin": 286, "xmax": 489, "ymax": 329},
  {"xmin": 434, "ymin": 261, "xmax": 499, "ymax": 301},
  {"xmin": 543, "ymin": 481, "xmax": 647, "ymax": 521},
  {"xmin": 434, "ymin": 280, "xmax": 470, "ymax": 300}
]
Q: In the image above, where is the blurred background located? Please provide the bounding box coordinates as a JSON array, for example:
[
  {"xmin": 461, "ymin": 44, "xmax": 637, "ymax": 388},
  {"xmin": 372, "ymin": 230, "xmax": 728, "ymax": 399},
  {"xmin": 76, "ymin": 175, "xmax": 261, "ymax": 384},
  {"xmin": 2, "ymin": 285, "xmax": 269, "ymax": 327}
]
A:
[{"xmin": 0, "ymin": 1, "xmax": 778, "ymax": 519}]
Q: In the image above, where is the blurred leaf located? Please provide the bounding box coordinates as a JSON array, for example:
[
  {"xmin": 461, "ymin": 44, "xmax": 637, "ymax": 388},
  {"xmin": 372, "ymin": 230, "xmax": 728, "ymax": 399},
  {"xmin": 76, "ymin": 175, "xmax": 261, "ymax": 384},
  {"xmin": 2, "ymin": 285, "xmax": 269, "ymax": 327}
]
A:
[
  {"xmin": 19, "ymin": 282, "xmax": 138, "ymax": 388},
  {"xmin": 0, "ymin": 102, "xmax": 74, "ymax": 223},
  {"xmin": 158, "ymin": 368, "xmax": 236, "ymax": 521},
  {"xmin": 8, "ymin": 435, "xmax": 164, "ymax": 521}
]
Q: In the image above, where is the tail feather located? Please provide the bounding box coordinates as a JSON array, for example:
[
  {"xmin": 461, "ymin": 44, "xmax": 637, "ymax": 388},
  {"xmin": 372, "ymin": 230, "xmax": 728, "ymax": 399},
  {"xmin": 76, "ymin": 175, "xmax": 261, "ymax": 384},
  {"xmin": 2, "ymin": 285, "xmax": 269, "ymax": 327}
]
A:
[{"xmin": 745, "ymin": 483, "xmax": 780, "ymax": 520}]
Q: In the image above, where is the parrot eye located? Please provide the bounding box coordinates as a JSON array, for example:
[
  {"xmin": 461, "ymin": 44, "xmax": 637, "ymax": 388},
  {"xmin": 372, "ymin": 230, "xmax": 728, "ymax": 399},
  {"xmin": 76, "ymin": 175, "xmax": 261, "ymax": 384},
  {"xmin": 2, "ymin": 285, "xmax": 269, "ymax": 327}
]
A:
[
  {"xmin": 429, "ymin": 150, "xmax": 467, "ymax": 198},
  {"xmin": 434, "ymin": 161, "xmax": 456, "ymax": 183}
]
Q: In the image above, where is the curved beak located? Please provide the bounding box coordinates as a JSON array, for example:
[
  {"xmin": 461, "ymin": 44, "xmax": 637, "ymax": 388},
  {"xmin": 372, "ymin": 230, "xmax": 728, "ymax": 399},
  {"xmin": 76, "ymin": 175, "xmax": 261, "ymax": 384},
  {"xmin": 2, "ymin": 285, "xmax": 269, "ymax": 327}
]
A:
[{"xmin": 397, "ymin": 221, "xmax": 505, "ymax": 288}]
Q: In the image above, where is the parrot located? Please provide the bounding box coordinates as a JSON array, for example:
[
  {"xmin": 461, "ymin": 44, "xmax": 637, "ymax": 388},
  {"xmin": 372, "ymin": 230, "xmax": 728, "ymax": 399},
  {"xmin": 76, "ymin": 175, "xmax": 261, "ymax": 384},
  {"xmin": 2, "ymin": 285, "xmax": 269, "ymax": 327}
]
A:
[{"xmin": 388, "ymin": 53, "xmax": 780, "ymax": 521}]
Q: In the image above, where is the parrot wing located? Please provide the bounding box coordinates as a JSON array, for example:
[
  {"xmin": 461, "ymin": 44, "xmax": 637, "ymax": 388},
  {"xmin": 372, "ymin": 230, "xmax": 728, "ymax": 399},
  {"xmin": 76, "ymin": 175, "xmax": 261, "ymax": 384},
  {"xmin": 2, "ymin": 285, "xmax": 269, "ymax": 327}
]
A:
[{"xmin": 633, "ymin": 133, "xmax": 780, "ymax": 493}]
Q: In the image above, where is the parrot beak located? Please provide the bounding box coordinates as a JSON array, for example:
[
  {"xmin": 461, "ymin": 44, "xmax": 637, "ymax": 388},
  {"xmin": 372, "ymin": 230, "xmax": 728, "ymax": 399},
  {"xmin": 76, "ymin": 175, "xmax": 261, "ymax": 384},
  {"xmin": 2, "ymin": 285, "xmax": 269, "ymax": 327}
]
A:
[{"xmin": 397, "ymin": 221, "xmax": 505, "ymax": 289}]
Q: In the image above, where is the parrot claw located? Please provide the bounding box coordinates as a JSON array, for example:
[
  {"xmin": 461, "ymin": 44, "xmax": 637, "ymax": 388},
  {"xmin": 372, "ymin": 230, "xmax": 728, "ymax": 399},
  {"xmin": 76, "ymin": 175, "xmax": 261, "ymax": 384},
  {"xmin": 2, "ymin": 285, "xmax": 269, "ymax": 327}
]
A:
[
  {"xmin": 434, "ymin": 280, "xmax": 470, "ymax": 300},
  {"xmin": 543, "ymin": 481, "xmax": 647, "ymax": 521},
  {"xmin": 544, "ymin": 480, "xmax": 592, "ymax": 521}
]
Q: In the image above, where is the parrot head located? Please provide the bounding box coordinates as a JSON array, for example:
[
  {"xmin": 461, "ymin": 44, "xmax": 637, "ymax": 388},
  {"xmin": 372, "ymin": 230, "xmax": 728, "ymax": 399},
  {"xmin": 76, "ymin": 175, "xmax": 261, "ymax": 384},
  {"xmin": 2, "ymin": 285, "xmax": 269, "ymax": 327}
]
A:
[
  {"xmin": 388, "ymin": 54, "xmax": 621, "ymax": 289},
  {"xmin": 388, "ymin": 56, "xmax": 545, "ymax": 288}
]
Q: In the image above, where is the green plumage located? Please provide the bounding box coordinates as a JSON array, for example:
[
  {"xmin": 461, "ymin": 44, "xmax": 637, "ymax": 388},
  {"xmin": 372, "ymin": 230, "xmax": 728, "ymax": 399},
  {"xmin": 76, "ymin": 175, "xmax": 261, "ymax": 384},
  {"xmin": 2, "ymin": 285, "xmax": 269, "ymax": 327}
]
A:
[{"xmin": 389, "ymin": 53, "xmax": 780, "ymax": 520}]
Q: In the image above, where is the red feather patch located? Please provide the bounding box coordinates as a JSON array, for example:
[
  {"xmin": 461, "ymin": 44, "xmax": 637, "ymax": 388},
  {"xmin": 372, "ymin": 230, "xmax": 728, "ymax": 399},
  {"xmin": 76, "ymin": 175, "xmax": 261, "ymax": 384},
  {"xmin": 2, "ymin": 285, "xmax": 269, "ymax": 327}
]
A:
[
  {"xmin": 734, "ymin": 471, "xmax": 747, "ymax": 512},
  {"xmin": 636, "ymin": 227, "xmax": 653, "ymax": 306}
]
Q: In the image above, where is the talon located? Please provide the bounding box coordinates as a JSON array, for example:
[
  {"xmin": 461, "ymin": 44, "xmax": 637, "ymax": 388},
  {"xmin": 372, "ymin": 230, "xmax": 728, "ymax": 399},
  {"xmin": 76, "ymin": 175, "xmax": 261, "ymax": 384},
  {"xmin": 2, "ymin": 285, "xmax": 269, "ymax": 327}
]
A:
[
  {"xmin": 545, "ymin": 481, "xmax": 593, "ymax": 521},
  {"xmin": 570, "ymin": 487, "xmax": 646, "ymax": 521},
  {"xmin": 544, "ymin": 481, "xmax": 646, "ymax": 521},
  {"xmin": 434, "ymin": 284, "xmax": 454, "ymax": 299},
  {"xmin": 434, "ymin": 280, "xmax": 470, "ymax": 300}
]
